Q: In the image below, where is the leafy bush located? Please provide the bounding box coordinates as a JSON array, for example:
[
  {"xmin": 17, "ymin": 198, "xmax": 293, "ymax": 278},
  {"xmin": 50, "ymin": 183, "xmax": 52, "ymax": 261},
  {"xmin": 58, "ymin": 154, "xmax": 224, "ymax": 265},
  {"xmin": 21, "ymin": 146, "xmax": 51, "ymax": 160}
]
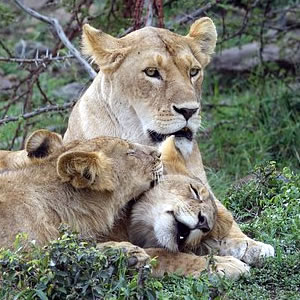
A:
[
  {"xmin": 0, "ymin": 228, "xmax": 226, "ymax": 300},
  {"xmin": 0, "ymin": 162, "xmax": 299, "ymax": 299}
]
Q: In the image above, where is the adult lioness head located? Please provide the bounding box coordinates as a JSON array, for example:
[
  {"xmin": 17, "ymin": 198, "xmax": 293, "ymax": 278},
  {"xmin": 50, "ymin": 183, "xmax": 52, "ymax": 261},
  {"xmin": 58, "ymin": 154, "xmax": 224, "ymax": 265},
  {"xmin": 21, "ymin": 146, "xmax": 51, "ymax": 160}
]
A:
[
  {"xmin": 64, "ymin": 18, "xmax": 217, "ymax": 158},
  {"xmin": 0, "ymin": 130, "xmax": 162, "ymax": 247}
]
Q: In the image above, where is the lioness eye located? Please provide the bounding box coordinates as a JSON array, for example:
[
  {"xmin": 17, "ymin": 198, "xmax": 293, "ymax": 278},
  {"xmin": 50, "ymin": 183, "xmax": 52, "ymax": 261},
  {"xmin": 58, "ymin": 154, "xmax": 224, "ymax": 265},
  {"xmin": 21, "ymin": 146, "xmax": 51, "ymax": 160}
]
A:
[
  {"xmin": 190, "ymin": 68, "xmax": 200, "ymax": 77},
  {"xmin": 144, "ymin": 68, "xmax": 161, "ymax": 79},
  {"xmin": 190, "ymin": 184, "xmax": 200, "ymax": 200}
]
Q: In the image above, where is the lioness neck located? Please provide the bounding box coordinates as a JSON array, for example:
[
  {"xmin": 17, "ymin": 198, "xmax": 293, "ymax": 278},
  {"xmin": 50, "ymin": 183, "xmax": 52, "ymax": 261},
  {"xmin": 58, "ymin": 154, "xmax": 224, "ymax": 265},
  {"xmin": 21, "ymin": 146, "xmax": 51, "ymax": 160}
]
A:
[{"xmin": 64, "ymin": 73, "xmax": 149, "ymax": 145}]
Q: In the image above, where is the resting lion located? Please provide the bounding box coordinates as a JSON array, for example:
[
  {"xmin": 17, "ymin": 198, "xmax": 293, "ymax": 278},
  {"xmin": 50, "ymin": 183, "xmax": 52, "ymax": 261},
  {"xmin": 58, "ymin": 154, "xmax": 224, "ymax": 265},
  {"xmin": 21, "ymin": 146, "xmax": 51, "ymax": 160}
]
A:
[
  {"xmin": 0, "ymin": 129, "xmax": 162, "ymax": 247},
  {"xmin": 0, "ymin": 132, "xmax": 249, "ymax": 279},
  {"xmin": 63, "ymin": 17, "xmax": 274, "ymax": 266}
]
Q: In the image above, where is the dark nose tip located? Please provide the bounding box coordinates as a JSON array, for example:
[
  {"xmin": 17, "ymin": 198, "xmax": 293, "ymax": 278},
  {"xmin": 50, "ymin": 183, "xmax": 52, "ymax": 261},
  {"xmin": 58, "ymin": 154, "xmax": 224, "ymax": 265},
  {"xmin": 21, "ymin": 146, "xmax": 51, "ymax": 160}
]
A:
[
  {"xmin": 151, "ymin": 150, "xmax": 161, "ymax": 159},
  {"xmin": 173, "ymin": 106, "xmax": 198, "ymax": 121},
  {"xmin": 196, "ymin": 214, "xmax": 210, "ymax": 233}
]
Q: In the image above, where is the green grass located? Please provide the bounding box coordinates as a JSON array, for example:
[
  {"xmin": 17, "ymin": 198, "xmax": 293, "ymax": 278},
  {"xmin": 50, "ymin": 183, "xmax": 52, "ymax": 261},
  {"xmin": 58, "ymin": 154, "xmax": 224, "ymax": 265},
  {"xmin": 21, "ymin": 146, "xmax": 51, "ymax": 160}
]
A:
[{"xmin": 0, "ymin": 163, "xmax": 299, "ymax": 299}]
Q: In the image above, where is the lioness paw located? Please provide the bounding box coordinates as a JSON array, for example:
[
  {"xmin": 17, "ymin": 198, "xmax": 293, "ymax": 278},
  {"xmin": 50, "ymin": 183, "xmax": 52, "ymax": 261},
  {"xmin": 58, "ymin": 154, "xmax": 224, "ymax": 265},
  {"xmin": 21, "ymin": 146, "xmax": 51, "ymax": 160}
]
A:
[
  {"xmin": 242, "ymin": 241, "xmax": 275, "ymax": 266},
  {"xmin": 97, "ymin": 241, "xmax": 150, "ymax": 268},
  {"xmin": 208, "ymin": 256, "xmax": 250, "ymax": 280}
]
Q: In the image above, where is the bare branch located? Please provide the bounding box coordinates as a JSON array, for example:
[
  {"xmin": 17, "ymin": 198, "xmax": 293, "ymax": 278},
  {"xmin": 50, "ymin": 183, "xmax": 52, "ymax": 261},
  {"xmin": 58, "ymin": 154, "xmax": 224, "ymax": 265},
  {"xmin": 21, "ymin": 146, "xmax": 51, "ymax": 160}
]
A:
[
  {"xmin": 0, "ymin": 101, "xmax": 76, "ymax": 126},
  {"xmin": 174, "ymin": 0, "xmax": 219, "ymax": 26},
  {"xmin": 13, "ymin": 0, "xmax": 97, "ymax": 79},
  {"xmin": 0, "ymin": 55, "xmax": 74, "ymax": 64},
  {"xmin": 0, "ymin": 40, "xmax": 13, "ymax": 57}
]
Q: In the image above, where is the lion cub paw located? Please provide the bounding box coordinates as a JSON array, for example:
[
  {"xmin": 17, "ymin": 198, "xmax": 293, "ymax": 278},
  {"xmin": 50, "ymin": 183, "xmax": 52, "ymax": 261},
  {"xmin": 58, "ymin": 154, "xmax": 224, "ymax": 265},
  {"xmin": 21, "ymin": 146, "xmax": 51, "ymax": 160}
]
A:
[
  {"xmin": 207, "ymin": 256, "xmax": 250, "ymax": 280},
  {"xmin": 96, "ymin": 241, "xmax": 150, "ymax": 268}
]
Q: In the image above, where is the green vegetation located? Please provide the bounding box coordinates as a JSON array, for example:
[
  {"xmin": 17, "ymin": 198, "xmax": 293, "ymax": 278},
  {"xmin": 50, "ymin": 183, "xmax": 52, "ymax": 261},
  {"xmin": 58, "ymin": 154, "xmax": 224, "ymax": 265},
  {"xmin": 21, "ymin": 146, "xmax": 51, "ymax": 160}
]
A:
[
  {"xmin": 0, "ymin": 0, "xmax": 299, "ymax": 298},
  {"xmin": 1, "ymin": 163, "xmax": 299, "ymax": 299}
]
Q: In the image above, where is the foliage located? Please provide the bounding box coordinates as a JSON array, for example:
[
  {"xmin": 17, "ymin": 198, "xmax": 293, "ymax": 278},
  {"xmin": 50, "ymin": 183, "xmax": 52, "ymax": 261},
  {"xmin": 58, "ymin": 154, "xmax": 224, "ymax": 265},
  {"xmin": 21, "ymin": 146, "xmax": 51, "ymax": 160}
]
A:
[
  {"xmin": 0, "ymin": 163, "xmax": 299, "ymax": 299},
  {"xmin": 0, "ymin": 3, "xmax": 15, "ymax": 26},
  {"xmin": 223, "ymin": 161, "xmax": 300, "ymax": 299},
  {"xmin": 0, "ymin": 228, "xmax": 227, "ymax": 300}
]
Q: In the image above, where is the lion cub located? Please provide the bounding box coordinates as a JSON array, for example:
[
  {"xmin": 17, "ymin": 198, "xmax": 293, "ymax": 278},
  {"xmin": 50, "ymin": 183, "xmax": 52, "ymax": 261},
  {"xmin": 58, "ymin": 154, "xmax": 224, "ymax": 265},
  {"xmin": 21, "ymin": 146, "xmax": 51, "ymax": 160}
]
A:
[{"xmin": 0, "ymin": 130, "xmax": 162, "ymax": 248}]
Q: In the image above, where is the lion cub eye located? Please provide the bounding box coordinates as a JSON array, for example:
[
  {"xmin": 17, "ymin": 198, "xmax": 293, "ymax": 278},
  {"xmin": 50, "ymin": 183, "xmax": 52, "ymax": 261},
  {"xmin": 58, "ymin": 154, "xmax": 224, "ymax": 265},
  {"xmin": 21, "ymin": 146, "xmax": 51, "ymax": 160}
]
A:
[
  {"xmin": 190, "ymin": 68, "xmax": 200, "ymax": 77},
  {"xmin": 127, "ymin": 150, "xmax": 136, "ymax": 156},
  {"xmin": 144, "ymin": 67, "xmax": 162, "ymax": 79}
]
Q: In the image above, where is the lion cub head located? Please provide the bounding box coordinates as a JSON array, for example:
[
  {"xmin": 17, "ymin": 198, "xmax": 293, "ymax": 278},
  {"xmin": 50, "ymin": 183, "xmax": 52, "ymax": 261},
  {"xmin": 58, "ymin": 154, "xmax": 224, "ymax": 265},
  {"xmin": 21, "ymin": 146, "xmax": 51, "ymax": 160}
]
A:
[
  {"xmin": 129, "ymin": 136, "xmax": 233, "ymax": 252},
  {"xmin": 81, "ymin": 18, "xmax": 217, "ymax": 157},
  {"xmin": 3, "ymin": 129, "xmax": 162, "ymax": 192}
]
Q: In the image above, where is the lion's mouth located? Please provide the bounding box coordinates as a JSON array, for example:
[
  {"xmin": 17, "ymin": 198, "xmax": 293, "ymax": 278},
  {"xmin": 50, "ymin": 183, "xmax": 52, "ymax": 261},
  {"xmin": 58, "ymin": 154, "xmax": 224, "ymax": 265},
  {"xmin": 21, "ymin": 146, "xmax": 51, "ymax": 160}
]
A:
[
  {"xmin": 148, "ymin": 127, "xmax": 193, "ymax": 143},
  {"xmin": 176, "ymin": 220, "xmax": 191, "ymax": 250}
]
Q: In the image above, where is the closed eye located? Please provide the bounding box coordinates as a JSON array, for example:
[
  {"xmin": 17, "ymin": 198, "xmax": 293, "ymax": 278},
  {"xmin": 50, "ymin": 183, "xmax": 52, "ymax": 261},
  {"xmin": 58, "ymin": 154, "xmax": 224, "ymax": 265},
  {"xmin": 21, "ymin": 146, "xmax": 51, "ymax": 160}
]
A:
[
  {"xmin": 190, "ymin": 184, "xmax": 200, "ymax": 200},
  {"xmin": 127, "ymin": 150, "xmax": 136, "ymax": 156}
]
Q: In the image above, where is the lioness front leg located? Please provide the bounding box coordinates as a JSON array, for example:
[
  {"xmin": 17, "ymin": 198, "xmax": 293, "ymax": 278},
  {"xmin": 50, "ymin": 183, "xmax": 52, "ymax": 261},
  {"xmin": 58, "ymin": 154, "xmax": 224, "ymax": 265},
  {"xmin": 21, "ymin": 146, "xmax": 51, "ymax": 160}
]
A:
[
  {"xmin": 96, "ymin": 241, "xmax": 150, "ymax": 268},
  {"xmin": 145, "ymin": 249, "xmax": 249, "ymax": 280},
  {"xmin": 203, "ymin": 222, "xmax": 275, "ymax": 266},
  {"xmin": 187, "ymin": 144, "xmax": 275, "ymax": 266}
]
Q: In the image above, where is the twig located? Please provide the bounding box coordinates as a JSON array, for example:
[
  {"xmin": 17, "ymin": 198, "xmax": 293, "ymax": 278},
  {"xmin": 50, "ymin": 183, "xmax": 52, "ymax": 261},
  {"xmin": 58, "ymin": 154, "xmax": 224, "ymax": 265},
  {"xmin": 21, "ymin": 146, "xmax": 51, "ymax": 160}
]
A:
[
  {"xmin": 0, "ymin": 101, "xmax": 76, "ymax": 126},
  {"xmin": 0, "ymin": 55, "xmax": 74, "ymax": 64},
  {"xmin": 0, "ymin": 40, "xmax": 13, "ymax": 57},
  {"xmin": 174, "ymin": 0, "xmax": 219, "ymax": 26},
  {"xmin": 13, "ymin": 0, "xmax": 96, "ymax": 79}
]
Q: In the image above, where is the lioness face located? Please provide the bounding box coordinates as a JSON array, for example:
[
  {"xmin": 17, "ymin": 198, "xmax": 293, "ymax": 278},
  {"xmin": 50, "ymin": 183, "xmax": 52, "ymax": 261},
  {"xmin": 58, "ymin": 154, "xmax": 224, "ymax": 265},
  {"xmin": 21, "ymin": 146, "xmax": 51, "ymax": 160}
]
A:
[
  {"xmin": 82, "ymin": 18, "xmax": 217, "ymax": 157},
  {"xmin": 129, "ymin": 175, "xmax": 217, "ymax": 252}
]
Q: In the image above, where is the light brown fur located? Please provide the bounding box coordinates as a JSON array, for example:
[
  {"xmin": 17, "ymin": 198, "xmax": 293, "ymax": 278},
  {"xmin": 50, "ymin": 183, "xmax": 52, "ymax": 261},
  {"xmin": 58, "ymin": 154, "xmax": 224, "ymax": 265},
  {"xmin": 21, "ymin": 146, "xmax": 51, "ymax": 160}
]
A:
[
  {"xmin": 0, "ymin": 133, "xmax": 248, "ymax": 279},
  {"xmin": 0, "ymin": 130, "xmax": 162, "ymax": 248},
  {"xmin": 63, "ymin": 18, "xmax": 274, "ymax": 267}
]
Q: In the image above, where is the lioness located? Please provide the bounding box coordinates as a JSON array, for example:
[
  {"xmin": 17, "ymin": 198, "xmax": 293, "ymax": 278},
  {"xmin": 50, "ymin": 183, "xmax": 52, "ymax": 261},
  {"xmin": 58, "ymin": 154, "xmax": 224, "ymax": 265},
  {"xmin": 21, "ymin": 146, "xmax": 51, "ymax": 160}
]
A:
[
  {"xmin": 0, "ymin": 130, "xmax": 162, "ymax": 247},
  {"xmin": 63, "ymin": 18, "xmax": 274, "ymax": 265}
]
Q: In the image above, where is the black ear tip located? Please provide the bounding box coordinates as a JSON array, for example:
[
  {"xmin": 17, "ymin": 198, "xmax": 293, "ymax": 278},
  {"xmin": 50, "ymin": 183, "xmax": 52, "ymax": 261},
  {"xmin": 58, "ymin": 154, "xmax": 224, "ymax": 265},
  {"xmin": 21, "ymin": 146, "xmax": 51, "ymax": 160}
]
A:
[
  {"xmin": 28, "ymin": 138, "xmax": 49, "ymax": 158},
  {"xmin": 83, "ymin": 168, "xmax": 92, "ymax": 181}
]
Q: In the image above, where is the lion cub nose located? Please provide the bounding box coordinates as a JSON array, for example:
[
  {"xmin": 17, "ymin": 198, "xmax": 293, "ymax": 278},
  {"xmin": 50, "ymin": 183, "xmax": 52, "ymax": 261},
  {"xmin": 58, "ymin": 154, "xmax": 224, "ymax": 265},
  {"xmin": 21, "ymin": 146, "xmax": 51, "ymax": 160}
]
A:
[{"xmin": 173, "ymin": 106, "xmax": 198, "ymax": 120}]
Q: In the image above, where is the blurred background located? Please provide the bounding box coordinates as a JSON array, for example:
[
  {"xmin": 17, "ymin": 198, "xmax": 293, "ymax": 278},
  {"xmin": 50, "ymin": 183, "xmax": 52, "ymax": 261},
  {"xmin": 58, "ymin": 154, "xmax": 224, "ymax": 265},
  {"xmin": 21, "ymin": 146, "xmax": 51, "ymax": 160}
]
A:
[{"xmin": 0, "ymin": 0, "xmax": 299, "ymax": 198}]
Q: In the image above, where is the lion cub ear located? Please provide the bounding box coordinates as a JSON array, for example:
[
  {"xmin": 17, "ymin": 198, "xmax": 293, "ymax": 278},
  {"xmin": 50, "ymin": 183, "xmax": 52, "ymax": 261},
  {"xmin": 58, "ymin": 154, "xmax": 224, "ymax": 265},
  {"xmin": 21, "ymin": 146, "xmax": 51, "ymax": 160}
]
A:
[
  {"xmin": 82, "ymin": 24, "xmax": 127, "ymax": 71},
  {"xmin": 187, "ymin": 17, "xmax": 217, "ymax": 56},
  {"xmin": 25, "ymin": 129, "xmax": 63, "ymax": 159},
  {"xmin": 160, "ymin": 136, "xmax": 189, "ymax": 176},
  {"xmin": 57, "ymin": 151, "xmax": 115, "ymax": 191}
]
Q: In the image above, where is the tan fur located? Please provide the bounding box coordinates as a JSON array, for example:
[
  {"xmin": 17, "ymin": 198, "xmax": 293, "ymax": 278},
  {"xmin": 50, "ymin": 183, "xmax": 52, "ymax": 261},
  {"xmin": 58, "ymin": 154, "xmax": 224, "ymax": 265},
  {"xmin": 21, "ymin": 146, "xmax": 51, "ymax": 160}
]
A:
[
  {"xmin": 0, "ymin": 130, "xmax": 63, "ymax": 170},
  {"xmin": 103, "ymin": 138, "xmax": 249, "ymax": 279},
  {"xmin": 64, "ymin": 18, "xmax": 274, "ymax": 268},
  {"xmin": 0, "ymin": 130, "xmax": 162, "ymax": 248}
]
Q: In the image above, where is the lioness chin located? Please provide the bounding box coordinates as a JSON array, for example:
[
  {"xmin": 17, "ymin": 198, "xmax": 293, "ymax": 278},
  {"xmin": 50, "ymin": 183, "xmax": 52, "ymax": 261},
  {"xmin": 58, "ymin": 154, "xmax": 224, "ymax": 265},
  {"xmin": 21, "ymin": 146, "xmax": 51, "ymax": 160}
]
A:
[{"xmin": 63, "ymin": 17, "xmax": 274, "ymax": 266}]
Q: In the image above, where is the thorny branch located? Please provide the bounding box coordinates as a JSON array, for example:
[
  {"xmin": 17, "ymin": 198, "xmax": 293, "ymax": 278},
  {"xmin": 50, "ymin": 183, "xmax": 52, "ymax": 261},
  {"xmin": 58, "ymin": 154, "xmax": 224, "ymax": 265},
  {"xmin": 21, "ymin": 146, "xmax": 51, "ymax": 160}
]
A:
[
  {"xmin": 0, "ymin": 101, "xmax": 76, "ymax": 126},
  {"xmin": 13, "ymin": 0, "xmax": 96, "ymax": 79},
  {"xmin": 0, "ymin": 54, "xmax": 74, "ymax": 64}
]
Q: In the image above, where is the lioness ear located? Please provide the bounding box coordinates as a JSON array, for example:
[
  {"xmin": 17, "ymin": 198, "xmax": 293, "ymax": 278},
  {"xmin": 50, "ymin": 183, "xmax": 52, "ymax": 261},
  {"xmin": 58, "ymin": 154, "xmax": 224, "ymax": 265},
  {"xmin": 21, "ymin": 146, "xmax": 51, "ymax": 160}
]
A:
[
  {"xmin": 25, "ymin": 129, "xmax": 63, "ymax": 159},
  {"xmin": 209, "ymin": 205, "xmax": 233, "ymax": 239},
  {"xmin": 160, "ymin": 136, "xmax": 189, "ymax": 176},
  {"xmin": 82, "ymin": 24, "xmax": 127, "ymax": 71},
  {"xmin": 187, "ymin": 17, "xmax": 217, "ymax": 56},
  {"xmin": 57, "ymin": 151, "xmax": 115, "ymax": 191}
]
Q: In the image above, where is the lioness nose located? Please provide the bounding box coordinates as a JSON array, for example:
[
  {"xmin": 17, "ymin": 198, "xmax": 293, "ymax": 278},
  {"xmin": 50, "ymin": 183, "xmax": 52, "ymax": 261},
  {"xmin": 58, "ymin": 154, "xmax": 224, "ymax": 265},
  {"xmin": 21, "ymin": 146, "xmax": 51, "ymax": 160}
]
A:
[
  {"xmin": 196, "ymin": 214, "xmax": 210, "ymax": 233},
  {"xmin": 173, "ymin": 106, "xmax": 198, "ymax": 120},
  {"xmin": 151, "ymin": 150, "xmax": 161, "ymax": 159}
]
